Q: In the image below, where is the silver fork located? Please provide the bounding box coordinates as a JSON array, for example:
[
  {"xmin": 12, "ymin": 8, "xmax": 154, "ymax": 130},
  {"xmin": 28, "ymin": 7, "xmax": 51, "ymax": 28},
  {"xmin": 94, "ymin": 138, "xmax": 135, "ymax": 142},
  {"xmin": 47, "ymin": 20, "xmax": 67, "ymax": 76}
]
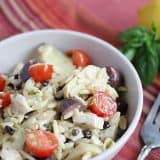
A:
[{"xmin": 137, "ymin": 93, "xmax": 160, "ymax": 160}]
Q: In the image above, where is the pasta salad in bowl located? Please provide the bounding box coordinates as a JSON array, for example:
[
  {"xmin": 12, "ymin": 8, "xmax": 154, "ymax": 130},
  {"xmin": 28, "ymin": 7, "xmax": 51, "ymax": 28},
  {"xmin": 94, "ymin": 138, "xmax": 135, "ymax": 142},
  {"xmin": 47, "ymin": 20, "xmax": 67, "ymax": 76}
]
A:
[{"xmin": 0, "ymin": 30, "xmax": 143, "ymax": 160}]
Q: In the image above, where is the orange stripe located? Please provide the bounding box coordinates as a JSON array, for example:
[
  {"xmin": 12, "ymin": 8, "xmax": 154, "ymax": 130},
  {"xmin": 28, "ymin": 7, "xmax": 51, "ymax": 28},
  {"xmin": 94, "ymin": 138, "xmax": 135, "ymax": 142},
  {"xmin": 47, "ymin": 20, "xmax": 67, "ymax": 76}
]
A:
[{"xmin": 25, "ymin": 0, "xmax": 66, "ymax": 28}]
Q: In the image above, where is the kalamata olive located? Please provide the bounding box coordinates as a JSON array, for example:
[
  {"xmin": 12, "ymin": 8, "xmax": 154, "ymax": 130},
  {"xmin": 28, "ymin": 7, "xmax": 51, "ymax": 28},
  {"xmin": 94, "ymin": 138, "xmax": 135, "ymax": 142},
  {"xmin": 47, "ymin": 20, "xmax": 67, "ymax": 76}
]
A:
[
  {"xmin": 117, "ymin": 98, "xmax": 128, "ymax": 115},
  {"xmin": 20, "ymin": 63, "xmax": 31, "ymax": 82},
  {"xmin": 60, "ymin": 98, "xmax": 83, "ymax": 114},
  {"xmin": 106, "ymin": 66, "xmax": 121, "ymax": 88}
]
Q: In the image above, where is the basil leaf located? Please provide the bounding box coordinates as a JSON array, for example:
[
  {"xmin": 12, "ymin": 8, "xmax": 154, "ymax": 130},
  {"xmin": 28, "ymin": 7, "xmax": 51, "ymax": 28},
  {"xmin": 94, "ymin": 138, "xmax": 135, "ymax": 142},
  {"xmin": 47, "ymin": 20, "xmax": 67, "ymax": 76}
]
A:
[
  {"xmin": 155, "ymin": 42, "xmax": 160, "ymax": 69},
  {"xmin": 118, "ymin": 27, "xmax": 146, "ymax": 42},
  {"xmin": 118, "ymin": 25, "xmax": 160, "ymax": 86},
  {"xmin": 120, "ymin": 47, "xmax": 136, "ymax": 61},
  {"xmin": 135, "ymin": 42, "xmax": 158, "ymax": 86},
  {"xmin": 150, "ymin": 23, "xmax": 158, "ymax": 41},
  {"xmin": 126, "ymin": 38, "xmax": 146, "ymax": 48}
]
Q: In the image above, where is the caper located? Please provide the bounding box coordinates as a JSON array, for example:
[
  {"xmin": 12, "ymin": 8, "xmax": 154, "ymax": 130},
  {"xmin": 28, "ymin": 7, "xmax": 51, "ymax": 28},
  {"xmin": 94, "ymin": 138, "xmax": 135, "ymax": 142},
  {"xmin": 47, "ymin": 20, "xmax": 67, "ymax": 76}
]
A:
[{"xmin": 72, "ymin": 129, "xmax": 80, "ymax": 136}]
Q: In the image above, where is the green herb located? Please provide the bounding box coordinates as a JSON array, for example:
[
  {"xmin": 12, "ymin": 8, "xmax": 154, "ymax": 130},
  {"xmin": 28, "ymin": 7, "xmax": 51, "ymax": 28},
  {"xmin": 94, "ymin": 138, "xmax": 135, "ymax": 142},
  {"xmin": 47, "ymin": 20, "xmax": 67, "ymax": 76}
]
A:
[
  {"xmin": 28, "ymin": 90, "xmax": 39, "ymax": 95},
  {"xmin": 118, "ymin": 25, "xmax": 160, "ymax": 86}
]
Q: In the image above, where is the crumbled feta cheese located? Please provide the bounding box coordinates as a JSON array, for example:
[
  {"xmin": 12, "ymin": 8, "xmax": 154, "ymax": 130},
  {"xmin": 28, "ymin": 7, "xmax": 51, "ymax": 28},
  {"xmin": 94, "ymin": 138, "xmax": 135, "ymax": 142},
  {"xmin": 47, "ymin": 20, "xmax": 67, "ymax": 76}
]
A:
[
  {"xmin": 63, "ymin": 65, "xmax": 118, "ymax": 101},
  {"xmin": 0, "ymin": 142, "xmax": 23, "ymax": 160},
  {"xmin": 73, "ymin": 109, "xmax": 104, "ymax": 129},
  {"xmin": 11, "ymin": 94, "xmax": 32, "ymax": 115},
  {"xmin": 38, "ymin": 44, "xmax": 75, "ymax": 75}
]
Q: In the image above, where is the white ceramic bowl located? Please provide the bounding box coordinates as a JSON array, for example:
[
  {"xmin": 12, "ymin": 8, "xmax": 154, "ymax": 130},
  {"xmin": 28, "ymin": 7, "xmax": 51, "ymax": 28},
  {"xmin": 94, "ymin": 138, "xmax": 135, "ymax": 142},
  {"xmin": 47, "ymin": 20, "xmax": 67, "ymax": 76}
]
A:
[{"xmin": 0, "ymin": 30, "xmax": 143, "ymax": 160}]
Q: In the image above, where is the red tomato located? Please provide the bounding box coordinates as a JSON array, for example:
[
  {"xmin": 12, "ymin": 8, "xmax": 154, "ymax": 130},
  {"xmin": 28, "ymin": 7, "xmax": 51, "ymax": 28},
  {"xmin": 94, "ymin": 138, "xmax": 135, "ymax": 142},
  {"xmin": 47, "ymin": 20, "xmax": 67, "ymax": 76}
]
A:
[
  {"xmin": 28, "ymin": 63, "xmax": 53, "ymax": 82},
  {"xmin": 89, "ymin": 91, "xmax": 117, "ymax": 117},
  {"xmin": 0, "ymin": 75, "xmax": 6, "ymax": 91},
  {"xmin": 0, "ymin": 91, "xmax": 11, "ymax": 109},
  {"xmin": 25, "ymin": 130, "xmax": 58, "ymax": 158},
  {"xmin": 66, "ymin": 49, "xmax": 90, "ymax": 67}
]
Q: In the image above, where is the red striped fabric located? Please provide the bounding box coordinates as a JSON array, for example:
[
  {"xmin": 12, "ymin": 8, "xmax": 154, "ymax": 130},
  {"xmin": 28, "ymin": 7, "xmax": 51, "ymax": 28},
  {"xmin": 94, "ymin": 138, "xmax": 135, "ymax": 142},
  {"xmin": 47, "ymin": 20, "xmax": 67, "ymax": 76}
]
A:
[
  {"xmin": 16, "ymin": 0, "xmax": 47, "ymax": 29},
  {"xmin": 0, "ymin": 7, "xmax": 19, "ymax": 40},
  {"xmin": 0, "ymin": 0, "xmax": 159, "ymax": 160}
]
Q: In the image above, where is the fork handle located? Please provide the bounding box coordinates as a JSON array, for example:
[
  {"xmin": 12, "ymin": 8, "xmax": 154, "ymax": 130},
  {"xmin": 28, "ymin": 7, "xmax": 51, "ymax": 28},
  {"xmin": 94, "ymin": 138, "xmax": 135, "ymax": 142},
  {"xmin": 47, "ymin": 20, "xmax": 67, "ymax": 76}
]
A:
[{"xmin": 137, "ymin": 145, "xmax": 152, "ymax": 160}]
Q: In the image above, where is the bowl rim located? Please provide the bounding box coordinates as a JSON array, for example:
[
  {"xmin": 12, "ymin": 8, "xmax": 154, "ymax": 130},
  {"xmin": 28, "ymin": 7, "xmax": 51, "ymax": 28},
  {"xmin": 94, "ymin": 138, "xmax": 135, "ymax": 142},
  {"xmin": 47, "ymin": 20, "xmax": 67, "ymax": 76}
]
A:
[{"xmin": 0, "ymin": 29, "xmax": 143, "ymax": 159}]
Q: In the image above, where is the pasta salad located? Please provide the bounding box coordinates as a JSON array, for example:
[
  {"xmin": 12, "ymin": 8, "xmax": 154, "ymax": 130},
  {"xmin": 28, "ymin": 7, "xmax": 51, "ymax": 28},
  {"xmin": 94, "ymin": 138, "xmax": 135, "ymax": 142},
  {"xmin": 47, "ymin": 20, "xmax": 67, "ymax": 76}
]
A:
[{"xmin": 0, "ymin": 44, "xmax": 128, "ymax": 160}]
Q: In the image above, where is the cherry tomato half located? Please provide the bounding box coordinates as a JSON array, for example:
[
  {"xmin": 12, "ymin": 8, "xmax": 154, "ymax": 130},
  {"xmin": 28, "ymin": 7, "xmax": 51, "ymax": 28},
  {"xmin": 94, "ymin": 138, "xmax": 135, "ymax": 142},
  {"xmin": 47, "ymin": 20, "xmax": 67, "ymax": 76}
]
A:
[
  {"xmin": 28, "ymin": 63, "xmax": 53, "ymax": 83},
  {"xmin": 0, "ymin": 75, "xmax": 6, "ymax": 91},
  {"xmin": 66, "ymin": 49, "xmax": 90, "ymax": 67},
  {"xmin": 89, "ymin": 91, "xmax": 117, "ymax": 117},
  {"xmin": 0, "ymin": 91, "xmax": 11, "ymax": 109},
  {"xmin": 25, "ymin": 130, "xmax": 58, "ymax": 158}
]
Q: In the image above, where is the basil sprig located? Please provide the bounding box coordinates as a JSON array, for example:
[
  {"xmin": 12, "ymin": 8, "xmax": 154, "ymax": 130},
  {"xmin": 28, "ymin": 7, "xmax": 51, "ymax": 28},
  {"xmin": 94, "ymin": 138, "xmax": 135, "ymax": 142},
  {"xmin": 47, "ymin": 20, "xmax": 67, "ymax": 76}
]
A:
[{"xmin": 118, "ymin": 25, "xmax": 160, "ymax": 86}]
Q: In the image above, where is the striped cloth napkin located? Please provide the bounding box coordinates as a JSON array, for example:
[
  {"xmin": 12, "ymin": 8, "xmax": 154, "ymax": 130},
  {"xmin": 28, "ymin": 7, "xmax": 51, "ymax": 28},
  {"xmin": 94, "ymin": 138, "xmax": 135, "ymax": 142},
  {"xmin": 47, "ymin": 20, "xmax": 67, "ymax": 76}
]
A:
[{"xmin": 0, "ymin": 0, "xmax": 160, "ymax": 159}]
